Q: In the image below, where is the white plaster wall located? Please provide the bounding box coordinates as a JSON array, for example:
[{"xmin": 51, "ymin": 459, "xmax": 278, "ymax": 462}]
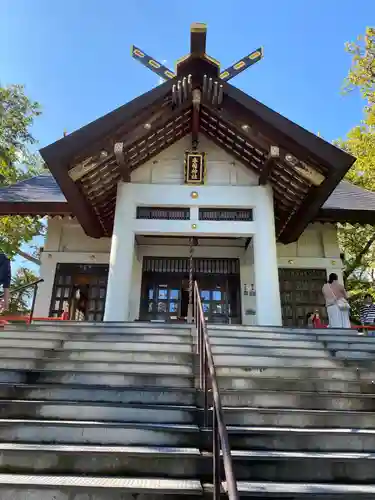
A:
[
  {"xmin": 35, "ymin": 216, "xmax": 343, "ymax": 321},
  {"xmin": 34, "ymin": 217, "xmax": 110, "ymax": 317},
  {"xmin": 277, "ymin": 222, "xmax": 343, "ymax": 281},
  {"xmin": 130, "ymin": 134, "xmax": 258, "ymax": 186}
]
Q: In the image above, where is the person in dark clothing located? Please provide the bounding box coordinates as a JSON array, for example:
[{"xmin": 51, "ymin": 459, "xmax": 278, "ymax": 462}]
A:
[
  {"xmin": 0, "ymin": 254, "xmax": 11, "ymax": 311},
  {"xmin": 360, "ymin": 294, "xmax": 375, "ymax": 326}
]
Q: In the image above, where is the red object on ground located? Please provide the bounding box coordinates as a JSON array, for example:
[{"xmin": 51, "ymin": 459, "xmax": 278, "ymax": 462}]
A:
[{"xmin": 312, "ymin": 313, "xmax": 326, "ymax": 328}]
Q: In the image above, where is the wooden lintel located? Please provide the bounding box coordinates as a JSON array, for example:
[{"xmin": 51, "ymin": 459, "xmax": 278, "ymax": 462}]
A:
[
  {"xmin": 191, "ymin": 105, "xmax": 200, "ymax": 148},
  {"xmin": 258, "ymin": 155, "xmax": 275, "ymax": 185},
  {"xmin": 114, "ymin": 142, "xmax": 130, "ymax": 182}
]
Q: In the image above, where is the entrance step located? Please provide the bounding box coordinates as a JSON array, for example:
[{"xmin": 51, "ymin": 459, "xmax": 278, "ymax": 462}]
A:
[
  {"xmin": 0, "ymin": 419, "xmax": 199, "ymax": 447},
  {"xmin": 218, "ymin": 375, "xmax": 370, "ymax": 393},
  {"xmin": 0, "ymin": 443, "xmax": 203, "ymax": 478},
  {"xmin": 227, "ymin": 425, "xmax": 375, "ymax": 451},
  {"xmin": 229, "ymin": 481, "xmax": 375, "ymax": 497},
  {"xmin": 220, "ymin": 388, "xmax": 375, "ymax": 410},
  {"xmin": 0, "ymin": 474, "xmax": 202, "ymax": 498},
  {"xmin": 0, "ymin": 368, "xmax": 194, "ymax": 388},
  {"xmin": 223, "ymin": 406, "xmax": 375, "ymax": 428},
  {"xmin": 0, "ymin": 332, "xmax": 193, "ymax": 344},
  {"xmin": 231, "ymin": 449, "xmax": 375, "ymax": 482},
  {"xmin": 0, "ymin": 383, "xmax": 197, "ymax": 405},
  {"xmin": 0, "ymin": 360, "xmax": 193, "ymax": 375},
  {"xmin": 0, "ymin": 400, "xmax": 197, "ymax": 424}
]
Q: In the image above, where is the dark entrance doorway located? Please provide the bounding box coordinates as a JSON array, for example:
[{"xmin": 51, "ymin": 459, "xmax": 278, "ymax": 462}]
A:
[
  {"xmin": 140, "ymin": 257, "xmax": 241, "ymax": 324},
  {"xmin": 279, "ymin": 268, "xmax": 327, "ymax": 327},
  {"xmin": 49, "ymin": 263, "xmax": 108, "ymax": 321}
]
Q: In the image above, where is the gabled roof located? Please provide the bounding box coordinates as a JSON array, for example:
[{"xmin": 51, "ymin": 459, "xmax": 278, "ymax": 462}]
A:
[
  {"xmin": 1, "ymin": 174, "xmax": 374, "ymax": 227},
  {"xmin": 0, "ymin": 174, "xmax": 69, "ymax": 216},
  {"xmin": 39, "ymin": 76, "xmax": 355, "ymax": 243},
  {"xmin": 319, "ymin": 181, "xmax": 375, "ymax": 224},
  {"xmin": 38, "ymin": 24, "xmax": 356, "ymax": 243}
]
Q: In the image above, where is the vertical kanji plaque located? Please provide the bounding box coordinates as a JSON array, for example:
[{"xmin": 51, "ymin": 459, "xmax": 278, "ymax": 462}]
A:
[{"xmin": 184, "ymin": 152, "xmax": 206, "ymax": 185}]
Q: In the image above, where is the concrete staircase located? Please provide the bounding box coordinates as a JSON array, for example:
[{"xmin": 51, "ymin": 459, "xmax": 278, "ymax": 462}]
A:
[
  {"xmin": 209, "ymin": 325, "xmax": 375, "ymax": 497},
  {"xmin": 0, "ymin": 322, "xmax": 374, "ymax": 497},
  {"xmin": 0, "ymin": 322, "xmax": 202, "ymax": 499}
]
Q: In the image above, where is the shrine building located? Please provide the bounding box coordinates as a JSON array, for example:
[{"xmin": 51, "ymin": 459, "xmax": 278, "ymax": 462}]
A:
[{"xmin": 1, "ymin": 23, "xmax": 375, "ymax": 327}]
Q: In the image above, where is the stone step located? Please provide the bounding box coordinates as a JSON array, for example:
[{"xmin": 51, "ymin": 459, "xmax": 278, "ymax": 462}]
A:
[
  {"xmin": 214, "ymin": 354, "xmax": 337, "ymax": 368},
  {"xmin": 218, "ymin": 375, "xmax": 372, "ymax": 393},
  {"xmin": 0, "ymin": 346, "xmax": 194, "ymax": 361},
  {"xmin": 210, "ymin": 336, "xmax": 324, "ymax": 347},
  {"xmin": 0, "ymin": 474, "xmax": 202, "ymax": 498},
  {"xmin": 231, "ymin": 449, "xmax": 375, "ymax": 482},
  {"xmin": 217, "ymin": 366, "xmax": 359, "ymax": 381},
  {"xmin": 229, "ymin": 481, "xmax": 375, "ymax": 497},
  {"xmin": 209, "ymin": 330, "xmax": 320, "ymax": 340},
  {"xmin": 227, "ymin": 426, "xmax": 375, "ymax": 451},
  {"xmin": 59, "ymin": 350, "xmax": 193, "ymax": 365},
  {"xmin": 0, "ymin": 400, "xmax": 197, "ymax": 424},
  {"xmin": 0, "ymin": 368, "xmax": 194, "ymax": 388},
  {"xmin": 223, "ymin": 406, "xmax": 375, "ymax": 428},
  {"xmin": 0, "ymin": 383, "xmax": 197, "ymax": 405},
  {"xmin": 5, "ymin": 324, "xmax": 192, "ymax": 336},
  {"xmin": 0, "ymin": 419, "xmax": 199, "ymax": 447},
  {"xmin": 220, "ymin": 388, "xmax": 375, "ymax": 410},
  {"xmin": 0, "ymin": 359, "xmax": 193, "ymax": 374},
  {"xmin": 0, "ymin": 332, "xmax": 193, "ymax": 344},
  {"xmin": 0, "ymin": 443, "xmax": 203, "ymax": 478},
  {"xmin": 319, "ymin": 334, "xmax": 375, "ymax": 343},
  {"xmin": 212, "ymin": 345, "xmax": 327, "ymax": 357}
]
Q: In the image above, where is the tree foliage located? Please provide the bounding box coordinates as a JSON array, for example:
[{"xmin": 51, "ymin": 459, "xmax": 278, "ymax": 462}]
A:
[
  {"xmin": 337, "ymin": 27, "xmax": 375, "ymax": 318},
  {"xmin": 0, "ymin": 84, "xmax": 45, "ymax": 261},
  {"xmin": 4, "ymin": 267, "xmax": 38, "ymax": 314}
]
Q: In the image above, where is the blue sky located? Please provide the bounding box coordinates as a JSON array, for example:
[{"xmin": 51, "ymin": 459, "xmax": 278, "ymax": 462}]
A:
[
  {"xmin": 2, "ymin": 0, "xmax": 373, "ymax": 147},
  {"xmin": 1, "ymin": 0, "xmax": 374, "ymax": 273}
]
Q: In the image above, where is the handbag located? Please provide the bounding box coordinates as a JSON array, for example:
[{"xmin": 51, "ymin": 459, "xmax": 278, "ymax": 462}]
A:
[{"xmin": 329, "ymin": 285, "xmax": 350, "ymax": 311}]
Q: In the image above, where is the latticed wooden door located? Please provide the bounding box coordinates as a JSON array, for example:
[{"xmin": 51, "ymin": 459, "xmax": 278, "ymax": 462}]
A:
[
  {"xmin": 49, "ymin": 264, "xmax": 108, "ymax": 320},
  {"xmin": 278, "ymin": 268, "xmax": 327, "ymax": 327}
]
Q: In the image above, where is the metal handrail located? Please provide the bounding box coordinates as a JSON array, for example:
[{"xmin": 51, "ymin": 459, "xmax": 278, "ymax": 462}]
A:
[
  {"xmin": 0, "ymin": 279, "xmax": 44, "ymax": 323},
  {"xmin": 193, "ymin": 280, "xmax": 239, "ymax": 499}
]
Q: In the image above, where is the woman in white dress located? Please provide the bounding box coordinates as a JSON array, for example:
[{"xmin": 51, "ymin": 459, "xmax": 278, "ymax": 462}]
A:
[{"xmin": 322, "ymin": 273, "xmax": 351, "ymax": 329}]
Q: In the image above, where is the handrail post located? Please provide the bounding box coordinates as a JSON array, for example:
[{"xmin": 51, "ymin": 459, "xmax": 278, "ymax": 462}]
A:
[
  {"xmin": 193, "ymin": 279, "xmax": 239, "ymax": 500},
  {"xmin": 29, "ymin": 284, "xmax": 38, "ymax": 324},
  {"xmin": 213, "ymin": 407, "xmax": 221, "ymax": 498}
]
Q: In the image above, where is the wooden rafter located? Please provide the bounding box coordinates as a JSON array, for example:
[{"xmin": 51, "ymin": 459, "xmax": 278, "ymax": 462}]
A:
[
  {"xmin": 114, "ymin": 142, "xmax": 130, "ymax": 182},
  {"xmin": 258, "ymin": 155, "xmax": 275, "ymax": 186}
]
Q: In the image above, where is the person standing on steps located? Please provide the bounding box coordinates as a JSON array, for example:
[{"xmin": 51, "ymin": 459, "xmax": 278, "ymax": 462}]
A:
[
  {"xmin": 322, "ymin": 273, "xmax": 351, "ymax": 329},
  {"xmin": 0, "ymin": 253, "xmax": 11, "ymax": 312},
  {"xmin": 360, "ymin": 294, "xmax": 375, "ymax": 334}
]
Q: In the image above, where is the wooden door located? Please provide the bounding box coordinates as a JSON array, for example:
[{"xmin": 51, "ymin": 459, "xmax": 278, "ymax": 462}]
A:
[{"xmin": 279, "ymin": 268, "xmax": 327, "ymax": 327}]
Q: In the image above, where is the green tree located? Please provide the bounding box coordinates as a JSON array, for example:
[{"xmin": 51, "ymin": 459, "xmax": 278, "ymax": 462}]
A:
[
  {"xmin": 337, "ymin": 27, "xmax": 375, "ymax": 284},
  {"xmin": 0, "ymin": 84, "xmax": 45, "ymax": 264},
  {"xmin": 6, "ymin": 267, "xmax": 38, "ymax": 314}
]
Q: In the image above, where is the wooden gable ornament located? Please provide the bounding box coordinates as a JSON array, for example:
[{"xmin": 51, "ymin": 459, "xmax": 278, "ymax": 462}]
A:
[{"xmin": 184, "ymin": 152, "xmax": 206, "ymax": 185}]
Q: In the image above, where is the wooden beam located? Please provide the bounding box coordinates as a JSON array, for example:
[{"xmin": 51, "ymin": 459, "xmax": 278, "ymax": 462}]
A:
[
  {"xmin": 46, "ymin": 162, "xmax": 103, "ymax": 238},
  {"xmin": 258, "ymin": 155, "xmax": 275, "ymax": 185},
  {"xmin": 190, "ymin": 23, "xmax": 207, "ymax": 55},
  {"xmin": 191, "ymin": 105, "xmax": 200, "ymax": 148},
  {"xmin": 279, "ymin": 167, "xmax": 346, "ymax": 244},
  {"xmin": 114, "ymin": 142, "xmax": 130, "ymax": 182},
  {"xmin": 68, "ymin": 153, "xmax": 114, "ymax": 182}
]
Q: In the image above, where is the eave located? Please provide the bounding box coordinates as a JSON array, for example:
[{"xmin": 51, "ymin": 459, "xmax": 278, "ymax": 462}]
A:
[{"xmin": 39, "ymin": 72, "xmax": 356, "ymax": 243}]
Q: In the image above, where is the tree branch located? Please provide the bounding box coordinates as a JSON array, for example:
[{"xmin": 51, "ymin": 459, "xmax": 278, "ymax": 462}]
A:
[
  {"xmin": 344, "ymin": 232, "xmax": 375, "ymax": 281},
  {"xmin": 17, "ymin": 250, "xmax": 40, "ymax": 266}
]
